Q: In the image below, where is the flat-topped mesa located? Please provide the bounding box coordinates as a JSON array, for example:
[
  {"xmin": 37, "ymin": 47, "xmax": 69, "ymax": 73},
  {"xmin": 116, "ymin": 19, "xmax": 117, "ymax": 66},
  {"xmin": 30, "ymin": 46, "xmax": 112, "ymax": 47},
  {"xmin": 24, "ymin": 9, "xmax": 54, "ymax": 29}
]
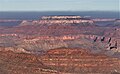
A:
[
  {"xmin": 39, "ymin": 16, "xmax": 94, "ymax": 24},
  {"xmin": 41, "ymin": 16, "xmax": 81, "ymax": 20},
  {"xmin": 19, "ymin": 16, "xmax": 94, "ymax": 26}
]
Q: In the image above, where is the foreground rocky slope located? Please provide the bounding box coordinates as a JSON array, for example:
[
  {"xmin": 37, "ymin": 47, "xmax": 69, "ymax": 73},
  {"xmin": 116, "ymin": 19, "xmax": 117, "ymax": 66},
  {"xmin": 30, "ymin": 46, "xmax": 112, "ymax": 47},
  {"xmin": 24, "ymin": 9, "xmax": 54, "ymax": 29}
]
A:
[
  {"xmin": 0, "ymin": 48, "xmax": 120, "ymax": 74},
  {"xmin": 44, "ymin": 48, "xmax": 120, "ymax": 73}
]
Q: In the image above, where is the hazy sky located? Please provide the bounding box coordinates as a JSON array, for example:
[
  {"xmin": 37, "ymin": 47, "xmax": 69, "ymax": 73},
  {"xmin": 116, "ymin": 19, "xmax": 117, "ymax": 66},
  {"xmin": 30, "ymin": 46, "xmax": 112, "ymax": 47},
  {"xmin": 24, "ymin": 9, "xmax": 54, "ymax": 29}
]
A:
[{"xmin": 0, "ymin": 0, "xmax": 119, "ymax": 11}]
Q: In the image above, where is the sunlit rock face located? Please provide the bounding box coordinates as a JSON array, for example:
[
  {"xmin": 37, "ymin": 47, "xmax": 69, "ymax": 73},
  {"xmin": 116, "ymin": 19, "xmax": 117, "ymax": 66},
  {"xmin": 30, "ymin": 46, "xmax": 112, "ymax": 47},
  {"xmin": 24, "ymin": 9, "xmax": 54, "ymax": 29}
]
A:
[
  {"xmin": 19, "ymin": 16, "xmax": 94, "ymax": 26},
  {"xmin": 40, "ymin": 16, "xmax": 94, "ymax": 24},
  {"xmin": 41, "ymin": 16, "xmax": 82, "ymax": 19}
]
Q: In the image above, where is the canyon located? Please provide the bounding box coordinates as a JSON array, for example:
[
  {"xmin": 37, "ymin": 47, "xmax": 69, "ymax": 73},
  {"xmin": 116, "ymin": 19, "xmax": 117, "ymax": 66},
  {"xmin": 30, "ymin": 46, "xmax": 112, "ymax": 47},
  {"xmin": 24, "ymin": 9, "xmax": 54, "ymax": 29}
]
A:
[{"xmin": 0, "ymin": 16, "xmax": 120, "ymax": 74}]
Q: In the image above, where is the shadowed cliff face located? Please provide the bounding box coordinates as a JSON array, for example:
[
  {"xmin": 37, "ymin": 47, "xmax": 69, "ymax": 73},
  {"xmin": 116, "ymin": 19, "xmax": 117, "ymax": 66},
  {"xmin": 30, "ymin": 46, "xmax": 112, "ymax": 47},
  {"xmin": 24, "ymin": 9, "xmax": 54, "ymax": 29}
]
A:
[
  {"xmin": 0, "ymin": 48, "xmax": 120, "ymax": 74},
  {"xmin": 0, "ymin": 27, "xmax": 120, "ymax": 57}
]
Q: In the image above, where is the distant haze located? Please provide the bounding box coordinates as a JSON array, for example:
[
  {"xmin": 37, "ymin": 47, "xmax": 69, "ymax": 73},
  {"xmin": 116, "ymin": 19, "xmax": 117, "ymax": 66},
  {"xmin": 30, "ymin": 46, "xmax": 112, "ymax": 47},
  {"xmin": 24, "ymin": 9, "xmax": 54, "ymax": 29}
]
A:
[
  {"xmin": 0, "ymin": 11, "xmax": 119, "ymax": 26},
  {"xmin": 0, "ymin": 0, "xmax": 119, "ymax": 11},
  {"xmin": 0, "ymin": 11, "xmax": 119, "ymax": 20}
]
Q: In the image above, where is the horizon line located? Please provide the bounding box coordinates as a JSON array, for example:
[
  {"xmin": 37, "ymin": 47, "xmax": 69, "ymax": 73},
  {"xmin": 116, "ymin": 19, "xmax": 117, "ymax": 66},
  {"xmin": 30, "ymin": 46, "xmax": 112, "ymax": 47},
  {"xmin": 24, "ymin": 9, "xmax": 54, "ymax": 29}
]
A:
[{"xmin": 0, "ymin": 10, "xmax": 119, "ymax": 12}]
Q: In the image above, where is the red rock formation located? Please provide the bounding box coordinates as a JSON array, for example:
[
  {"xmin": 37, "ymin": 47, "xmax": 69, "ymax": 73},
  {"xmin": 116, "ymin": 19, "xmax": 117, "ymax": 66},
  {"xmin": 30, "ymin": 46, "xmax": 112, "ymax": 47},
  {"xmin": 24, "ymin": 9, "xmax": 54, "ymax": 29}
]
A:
[
  {"xmin": 0, "ymin": 48, "xmax": 120, "ymax": 74},
  {"xmin": 41, "ymin": 48, "xmax": 120, "ymax": 73}
]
